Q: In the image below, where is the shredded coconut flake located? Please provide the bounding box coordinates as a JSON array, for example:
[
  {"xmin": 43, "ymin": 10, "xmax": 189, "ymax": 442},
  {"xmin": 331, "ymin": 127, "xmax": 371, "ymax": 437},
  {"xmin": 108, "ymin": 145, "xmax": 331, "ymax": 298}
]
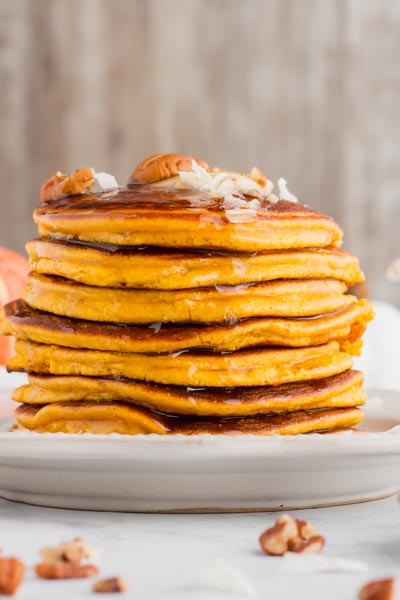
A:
[
  {"xmin": 170, "ymin": 349, "xmax": 189, "ymax": 358},
  {"xmin": 278, "ymin": 177, "xmax": 298, "ymax": 203},
  {"xmin": 246, "ymin": 198, "xmax": 262, "ymax": 210},
  {"xmin": 190, "ymin": 558, "xmax": 257, "ymax": 598},
  {"xmin": 178, "ymin": 163, "xmax": 299, "ymax": 220},
  {"xmin": 232, "ymin": 258, "xmax": 249, "ymax": 277},
  {"xmin": 150, "ymin": 160, "xmax": 299, "ymax": 223},
  {"xmin": 215, "ymin": 284, "xmax": 251, "ymax": 293},
  {"xmin": 177, "ymin": 160, "xmax": 273, "ymax": 205},
  {"xmin": 148, "ymin": 322, "xmax": 162, "ymax": 334},
  {"xmin": 225, "ymin": 207, "xmax": 259, "ymax": 223},
  {"xmin": 277, "ymin": 553, "xmax": 368, "ymax": 574},
  {"xmin": 222, "ymin": 196, "xmax": 249, "ymax": 210},
  {"xmin": 188, "ymin": 364, "xmax": 197, "ymax": 378},
  {"xmin": 92, "ymin": 171, "xmax": 119, "ymax": 192},
  {"xmin": 387, "ymin": 257, "xmax": 400, "ymax": 281}
]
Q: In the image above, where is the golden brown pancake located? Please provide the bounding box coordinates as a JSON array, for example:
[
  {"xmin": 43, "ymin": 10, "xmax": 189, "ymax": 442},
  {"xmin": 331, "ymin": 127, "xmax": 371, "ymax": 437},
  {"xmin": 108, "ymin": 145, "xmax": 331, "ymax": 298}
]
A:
[
  {"xmin": 34, "ymin": 189, "xmax": 343, "ymax": 251},
  {"xmin": 8, "ymin": 339, "xmax": 353, "ymax": 387},
  {"xmin": 15, "ymin": 402, "xmax": 363, "ymax": 435},
  {"xmin": 13, "ymin": 370, "xmax": 365, "ymax": 416},
  {"xmin": 23, "ymin": 273, "xmax": 356, "ymax": 324},
  {"xmin": 26, "ymin": 239, "xmax": 363, "ymax": 289},
  {"xmin": 1, "ymin": 299, "xmax": 373, "ymax": 354}
]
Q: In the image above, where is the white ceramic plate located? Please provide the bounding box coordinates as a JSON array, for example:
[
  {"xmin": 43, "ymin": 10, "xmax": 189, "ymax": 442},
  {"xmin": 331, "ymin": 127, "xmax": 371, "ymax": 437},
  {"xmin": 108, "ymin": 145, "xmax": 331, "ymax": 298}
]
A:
[{"xmin": 1, "ymin": 377, "xmax": 400, "ymax": 512}]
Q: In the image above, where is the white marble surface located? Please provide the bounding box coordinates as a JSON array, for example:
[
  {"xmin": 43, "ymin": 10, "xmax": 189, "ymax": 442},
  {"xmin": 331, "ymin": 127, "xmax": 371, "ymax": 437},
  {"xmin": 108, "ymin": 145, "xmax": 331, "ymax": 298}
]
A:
[{"xmin": 0, "ymin": 495, "xmax": 399, "ymax": 599}]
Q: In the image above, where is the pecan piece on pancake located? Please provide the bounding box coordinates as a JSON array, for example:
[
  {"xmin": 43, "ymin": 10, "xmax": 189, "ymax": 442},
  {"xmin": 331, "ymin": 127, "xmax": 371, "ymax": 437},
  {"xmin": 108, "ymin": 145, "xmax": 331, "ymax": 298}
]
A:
[
  {"xmin": 358, "ymin": 578, "xmax": 396, "ymax": 600},
  {"xmin": 259, "ymin": 514, "xmax": 324, "ymax": 556},
  {"xmin": 40, "ymin": 168, "xmax": 95, "ymax": 202},
  {"xmin": 0, "ymin": 557, "xmax": 25, "ymax": 595},
  {"xmin": 93, "ymin": 577, "xmax": 127, "ymax": 593},
  {"xmin": 127, "ymin": 153, "xmax": 209, "ymax": 185}
]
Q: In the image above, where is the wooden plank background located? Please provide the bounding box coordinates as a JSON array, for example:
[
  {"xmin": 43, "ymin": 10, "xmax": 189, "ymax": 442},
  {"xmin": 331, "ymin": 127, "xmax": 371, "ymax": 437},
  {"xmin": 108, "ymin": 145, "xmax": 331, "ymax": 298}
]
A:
[{"xmin": 1, "ymin": 0, "xmax": 399, "ymax": 303}]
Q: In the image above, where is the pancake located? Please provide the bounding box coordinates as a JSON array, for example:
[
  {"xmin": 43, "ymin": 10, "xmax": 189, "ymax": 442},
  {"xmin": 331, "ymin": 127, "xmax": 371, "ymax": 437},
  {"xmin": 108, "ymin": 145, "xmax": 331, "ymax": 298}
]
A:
[
  {"xmin": 13, "ymin": 370, "xmax": 365, "ymax": 416},
  {"xmin": 15, "ymin": 402, "xmax": 363, "ymax": 435},
  {"xmin": 1, "ymin": 299, "xmax": 373, "ymax": 353},
  {"xmin": 26, "ymin": 239, "xmax": 364, "ymax": 289},
  {"xmin": 23, "ymin": 273, "xmax": 356, "ymax": 324},
  {"xmin": 8, "ymin": 339, "xmax": 353, "ymax": 387},
  {"xmin": 34, "ymin": 189, "xmax": 343, "ymax": 252}
]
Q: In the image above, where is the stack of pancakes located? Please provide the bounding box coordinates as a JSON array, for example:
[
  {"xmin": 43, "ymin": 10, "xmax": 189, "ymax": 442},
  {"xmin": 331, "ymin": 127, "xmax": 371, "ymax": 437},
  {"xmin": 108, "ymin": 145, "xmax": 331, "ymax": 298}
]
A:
[{"xmin": 1, "ymin": 154, "xmax": 373, "ymax": 435}]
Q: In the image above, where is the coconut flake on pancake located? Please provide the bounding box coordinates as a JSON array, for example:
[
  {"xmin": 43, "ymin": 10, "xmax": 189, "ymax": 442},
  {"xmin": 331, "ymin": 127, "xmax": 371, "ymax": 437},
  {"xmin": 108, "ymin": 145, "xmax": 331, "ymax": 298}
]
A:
[
  {"xmin": 278, "ymin": 177, "xmax": 298, "ymax": 203},
  {"xmin": 91, "ymin": 171, "xmax": 119, "ymax": 192},
  {"xmin": 178, "ymin": 160, "xmax": 273, "ymax": 198},
  {"xmin": 150, "ymin": 160, "xmax": 279, "ymax": 223}
]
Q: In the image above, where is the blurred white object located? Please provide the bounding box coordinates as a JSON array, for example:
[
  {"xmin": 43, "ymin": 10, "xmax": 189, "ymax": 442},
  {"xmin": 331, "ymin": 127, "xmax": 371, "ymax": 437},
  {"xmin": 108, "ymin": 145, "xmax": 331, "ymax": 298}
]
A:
[
  {"xmin": 354, "ymin": 300, "xmax": 400, "ymax": 390},
  {"xmin": 276, "ymin": 553, "xmax": 368, "ymax": 573},
  {"xmin": 277, "ymin": 177, "xmax": 298, "ymax": 203},
  {"xmin": 0, "ymin": 368, "xmax": 28, "ymax": 389},
  {"xmin": 386, "ymin": 257, "xmax": 400, "ymax": 281},
  {"xmin": 0, "ymin": 369, "xmax": 28, "ymax": 414},
  {"xmin": 190, "ymin": 558, "xmax": 257, "ymax": 598}
]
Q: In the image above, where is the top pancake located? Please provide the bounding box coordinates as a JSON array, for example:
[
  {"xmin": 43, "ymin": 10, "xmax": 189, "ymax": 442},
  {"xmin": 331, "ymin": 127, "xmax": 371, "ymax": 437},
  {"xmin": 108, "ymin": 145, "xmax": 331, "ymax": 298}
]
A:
[{"xmin": 34, "ymin": 188, "xmax": 343, "ymax": 252}]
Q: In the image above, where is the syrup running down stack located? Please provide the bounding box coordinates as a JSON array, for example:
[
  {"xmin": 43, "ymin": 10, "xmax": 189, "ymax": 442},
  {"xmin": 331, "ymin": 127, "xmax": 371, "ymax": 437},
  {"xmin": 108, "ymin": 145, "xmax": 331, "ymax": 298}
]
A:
[{"xmin": 1, "ymin": 154, "xmax": 373, "ymax": 434}]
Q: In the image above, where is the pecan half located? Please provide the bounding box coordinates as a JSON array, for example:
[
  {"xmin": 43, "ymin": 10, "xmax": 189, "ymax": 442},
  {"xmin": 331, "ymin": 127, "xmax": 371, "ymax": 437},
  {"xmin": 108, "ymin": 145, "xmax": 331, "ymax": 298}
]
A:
[
  {"xmin": 259, "ymin": 514, "xmax": 324, "ymax": 556},
  {"xmin": 35, "ymin": 561, "xmax": 99, "ymax": 580},
  {"xmin": 358, "ymin": 578, "xmax": 396, "ymax": 600},
  {"xmin": 40, "ymin": 537, "xmax": 96, "ymax": 564},
  {"xmin": 40, "ymin": 168, "xmax": 95, "ymax": 202},
  {"xmin": 295, "ymin": 518, "xmax": 317, "ymax": 540},
  {"xmin": 127, "ymin": 154, "xmax": 209, "ymax": 186},
  {"xmin": 0, "ymin": 557, "xmax": 25, "ymax": 595},
  {"xmin": 92, "ymin": 577, "xmax": 127, "ymax": 593},
  {"xmin": 249, "ymin": 166, "xmax": 268, "ymax": 187},
  {"xmin": 289, "ymin": 535, "xmax": 326, "ymax": 554},
  {"xmin": 259, "ymin": 514, "xmax": 298, "ymax": 556}
]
